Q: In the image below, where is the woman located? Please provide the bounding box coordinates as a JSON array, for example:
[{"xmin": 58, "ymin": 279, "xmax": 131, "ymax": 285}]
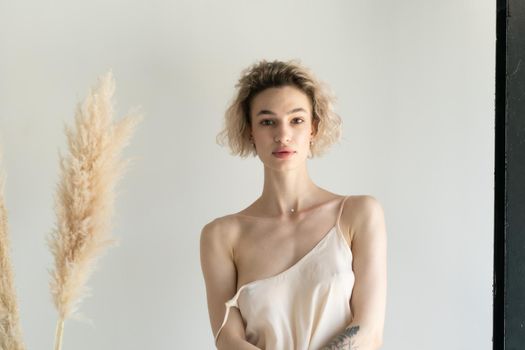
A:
[{"xmin": 200, "ymin": 59, "xmax": 387, "ymax": 350}]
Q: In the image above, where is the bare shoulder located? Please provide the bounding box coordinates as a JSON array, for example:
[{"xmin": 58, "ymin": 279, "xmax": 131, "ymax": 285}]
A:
[
  {"xmin": 340, "ymin": 195, "xmax": 386, "ymax": 244},
  {"xmin": 345, "ymin": 195, "xmax": 384, "ymax": 216},
  {"xmin": 200, "ymin": 214, "xmax": 241, "ymax": 252}
]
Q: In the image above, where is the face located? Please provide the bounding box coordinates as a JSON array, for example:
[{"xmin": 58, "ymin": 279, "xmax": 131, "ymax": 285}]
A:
[{"xmin": 249, "ymin": 85, "xmax": 315, "ymax": 169}]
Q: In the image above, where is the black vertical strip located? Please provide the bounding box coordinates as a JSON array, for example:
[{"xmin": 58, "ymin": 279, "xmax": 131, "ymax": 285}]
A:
[
  {"xmin": 493, "ymin": 0, "xmax": 506, "ymax": 348},
  {"xmin": 505, "ymin": 0, "xmax": 525, "ymax": 348},
  {"xmin": 495, "ymin": 0, "xmax": 525, "ymax": 349}
]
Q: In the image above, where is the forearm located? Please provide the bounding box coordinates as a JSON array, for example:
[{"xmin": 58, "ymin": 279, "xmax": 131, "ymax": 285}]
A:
[{"xmin": 319, "ymin": 322, "xmax": 382, "ymax": 350}]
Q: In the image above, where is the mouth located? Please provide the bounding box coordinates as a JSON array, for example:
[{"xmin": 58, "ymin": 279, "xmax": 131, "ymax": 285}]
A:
[{"xmin": 272, "ymin": 151, "xmax": 296, "ymax": 159}]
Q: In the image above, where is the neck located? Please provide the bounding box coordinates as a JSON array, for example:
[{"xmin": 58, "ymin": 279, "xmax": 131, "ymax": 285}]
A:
[{"xmin": 257, "ymin": 163, "xmax": 320, "ymax": 216}]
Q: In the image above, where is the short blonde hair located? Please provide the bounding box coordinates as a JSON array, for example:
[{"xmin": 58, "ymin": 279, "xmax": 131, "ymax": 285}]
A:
[{"xmin": 216, "ymin": 59, "xmax": 342, "ymax": 158}]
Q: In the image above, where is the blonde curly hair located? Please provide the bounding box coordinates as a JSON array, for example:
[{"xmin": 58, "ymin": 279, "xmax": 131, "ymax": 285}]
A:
[{"xmin": 216, "ymin": 59, "xmax": 342, "ymax": 158}]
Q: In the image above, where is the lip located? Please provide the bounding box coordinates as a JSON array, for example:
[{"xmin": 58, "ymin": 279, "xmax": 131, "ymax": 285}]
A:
[
  {"xmin": 273, "ymin": 147, "xmax": 294, "ymax": 153},
  {"xmin": 272, "ymin": 150, "xmax": 296, "ymax": 159}
]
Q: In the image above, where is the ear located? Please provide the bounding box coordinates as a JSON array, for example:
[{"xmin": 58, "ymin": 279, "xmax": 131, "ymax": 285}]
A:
[
  {"xmin": 244, "ymin": 128, "xmax": 253, "ymax": 143},
  {"xmin": 311, "ymin": 117, "xmax": 320, "ymax": 138}
]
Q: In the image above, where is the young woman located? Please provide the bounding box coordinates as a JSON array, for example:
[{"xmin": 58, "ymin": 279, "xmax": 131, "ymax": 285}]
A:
[{"xmin": 200, "ymin": 60, "xmax": 387, "ymax": 350}]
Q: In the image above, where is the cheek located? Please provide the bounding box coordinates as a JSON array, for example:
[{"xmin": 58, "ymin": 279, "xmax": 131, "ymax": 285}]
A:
[
  {"xmin": 299, "ymin": 127, "xmax": 312, "ymax": 141},
  {"xmin": 252, "ymin": 130, "xmax": 273, "ymax": 146}
]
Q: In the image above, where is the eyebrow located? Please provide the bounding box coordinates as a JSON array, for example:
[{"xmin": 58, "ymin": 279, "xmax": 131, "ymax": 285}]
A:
[{"xmin": 255, "ymin": 107, "xmax": 307, "ymax": 117}]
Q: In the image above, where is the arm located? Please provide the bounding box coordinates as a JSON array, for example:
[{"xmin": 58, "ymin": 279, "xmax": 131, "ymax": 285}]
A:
[
  {"xmin": 320, "ymin": 196, "xmax": 387, "ymax": 350},
  {"xmin": 200, "ymin": 219, "xmax": 261, "ymax": 350}
]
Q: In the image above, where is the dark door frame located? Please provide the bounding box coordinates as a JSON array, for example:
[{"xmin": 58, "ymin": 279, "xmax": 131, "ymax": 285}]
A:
[{"xmin": 494, "ymin": 1, "xmax": 525, "ymax": 349}]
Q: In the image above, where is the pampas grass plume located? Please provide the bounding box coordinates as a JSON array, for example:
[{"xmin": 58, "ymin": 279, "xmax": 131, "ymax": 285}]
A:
[
  {"xmin": 48, "ymin": 71, "xmax": 140, "ymax": 350},
  {"xmin": 0, "ymin": 151, "xmax": 26, "ymax": 350}
]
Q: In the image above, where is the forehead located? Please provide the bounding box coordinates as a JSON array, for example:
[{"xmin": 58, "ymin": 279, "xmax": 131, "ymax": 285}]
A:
[{"xmin": 250, "ymin": 85, "xmax": 311, "ymax": 113}]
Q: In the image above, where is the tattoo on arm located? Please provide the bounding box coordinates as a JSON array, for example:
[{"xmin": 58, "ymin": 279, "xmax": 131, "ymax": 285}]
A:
[{"xmin": 319, "ymin": 325, "xmax": 360, "ymax": 350}]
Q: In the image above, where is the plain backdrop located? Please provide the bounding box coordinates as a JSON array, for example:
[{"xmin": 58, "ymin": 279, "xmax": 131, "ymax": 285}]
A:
[{"xmin": 0, "ymin": 0, "xmax": 494, "ymax": 349}]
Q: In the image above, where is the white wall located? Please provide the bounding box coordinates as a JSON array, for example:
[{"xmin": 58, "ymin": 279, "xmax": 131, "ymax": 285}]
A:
[{"xmin": 0, "ymin": 0, "xmax": 494, "ymax": 348}]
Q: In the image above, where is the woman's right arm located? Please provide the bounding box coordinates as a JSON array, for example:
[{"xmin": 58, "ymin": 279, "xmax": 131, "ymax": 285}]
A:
[{"xmin": 200, "ymin": 219, "xmax": 261, "ymax": 350}]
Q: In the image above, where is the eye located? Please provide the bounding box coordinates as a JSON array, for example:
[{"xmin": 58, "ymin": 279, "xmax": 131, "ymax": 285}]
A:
[
  {"xmin": 293, "ymin": 117, "xmax": 305, "ymax": 124},
  {"xmin": 260, "ymin": 119, "xmax": 274, "ymax": 126}
]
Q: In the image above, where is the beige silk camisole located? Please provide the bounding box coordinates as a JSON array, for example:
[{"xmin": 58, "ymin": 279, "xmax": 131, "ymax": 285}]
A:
[{"xmin": 214, "ymin": 196, "xmax": 355, "ymax": 350}]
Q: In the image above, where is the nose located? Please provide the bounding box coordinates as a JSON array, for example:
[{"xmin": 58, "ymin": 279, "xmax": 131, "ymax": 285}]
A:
[{"xmin": 274, "ymin": 123, "xmax": 292, "ymax": 143}]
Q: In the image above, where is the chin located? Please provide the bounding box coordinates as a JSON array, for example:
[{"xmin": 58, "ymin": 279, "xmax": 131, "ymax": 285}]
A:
[{"xmin": 260, "ymin": 155, "xmax": 307, "ymax": 170}]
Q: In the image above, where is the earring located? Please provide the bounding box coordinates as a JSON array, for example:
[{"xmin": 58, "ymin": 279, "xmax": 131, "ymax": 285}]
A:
[{"xmin": 307, "ymin": 140, "xmax": 314, "ymax": 159}]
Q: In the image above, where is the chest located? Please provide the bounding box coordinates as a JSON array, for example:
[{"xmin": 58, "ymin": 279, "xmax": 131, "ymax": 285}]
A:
[{"xmin": 233, "ymin": 219, "xmax": 349, "ymax": 289}]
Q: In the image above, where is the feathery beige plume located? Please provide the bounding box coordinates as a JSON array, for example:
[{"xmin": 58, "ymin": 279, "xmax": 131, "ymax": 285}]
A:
[
  {"xmin": 47, "ymin": 71, "xmax": 140, "ymax": 349},
  {"xmin": 0, "ymin": 152, "xmax": 26, "ymax": 350}
]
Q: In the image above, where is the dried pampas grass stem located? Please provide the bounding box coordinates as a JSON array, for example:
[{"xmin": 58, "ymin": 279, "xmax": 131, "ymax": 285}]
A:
[
  {"xmin": 48, "ymin": 71, "xmax": 140, "ymax": 350},
  {"xmin": 0, "ymin": 152, "xmax": 26, "ymax": 350}
]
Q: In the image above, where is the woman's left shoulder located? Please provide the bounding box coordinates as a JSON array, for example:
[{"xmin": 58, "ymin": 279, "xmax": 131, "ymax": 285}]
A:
[
  {"xmin": 339, "ymin": 195, "xmax": 386, "ymax": 242},
  {"xmin": 341, "ymin": 194, "xmax": 384, "ymax": 215}
]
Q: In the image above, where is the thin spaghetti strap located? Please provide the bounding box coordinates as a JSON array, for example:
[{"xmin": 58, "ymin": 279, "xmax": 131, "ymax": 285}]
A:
[
  {"xmin": 214, "ymin": 291, "xmax": 242, "ymax": 345},
  {"xmin": 336, "ymin": 195, "xmax": 351, "ymax": 230}
]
